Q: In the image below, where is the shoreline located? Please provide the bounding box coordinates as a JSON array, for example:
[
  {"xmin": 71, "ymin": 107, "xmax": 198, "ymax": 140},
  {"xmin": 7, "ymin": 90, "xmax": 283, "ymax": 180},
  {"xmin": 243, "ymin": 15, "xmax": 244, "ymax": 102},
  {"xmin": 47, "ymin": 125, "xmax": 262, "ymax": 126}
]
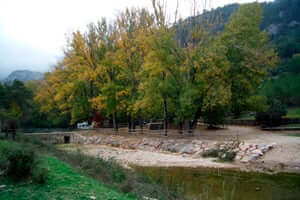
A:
[
  {"xmin": 39, "ymin": 125, "xmax": 300, "ymax": 175},
  {"xmin": 58, "ymin": 143, "xmax": 300, "ymax": 175}
]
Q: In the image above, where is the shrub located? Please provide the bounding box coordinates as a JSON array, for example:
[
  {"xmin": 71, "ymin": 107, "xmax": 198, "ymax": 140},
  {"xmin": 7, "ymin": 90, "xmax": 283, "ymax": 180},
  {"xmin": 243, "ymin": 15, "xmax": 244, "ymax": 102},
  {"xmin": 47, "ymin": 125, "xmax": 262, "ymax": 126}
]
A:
[
  {"xmin": 218, "ymin": 151, "xmax": 236, "ymax": 162},
  {"xmin": 202, "ymin": 149, "xmax": 220, "ymax": 158},
  {"xmin": 0, "ymin": 140, "xmax": 48, "ymax": 183},
  {"xmin": 202, "ymin": 106, "xmax": 228, "ymax": 128},
  {"xmin": 6, "ymin": 144, "xmax": 36, "ymax": 180},
  {"xmin": 202, "ymin": 149, "xmax": 236, "ymax": 162},
  {"xmin": 32, "ymin": 166, "xmax": 48, "ymax": 184},
  {"xmin": 256, "ymin": 99, "xmax": 287, "ymax": 127}
]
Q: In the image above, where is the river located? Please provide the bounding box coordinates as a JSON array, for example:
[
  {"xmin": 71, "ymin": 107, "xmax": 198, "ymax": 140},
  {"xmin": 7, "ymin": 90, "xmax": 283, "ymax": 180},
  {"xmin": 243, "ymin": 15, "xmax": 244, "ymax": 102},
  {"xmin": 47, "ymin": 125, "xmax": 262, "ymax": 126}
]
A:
[{"xmin": 134, "ymin": 166, "xmax": 300, "ymax": 200}]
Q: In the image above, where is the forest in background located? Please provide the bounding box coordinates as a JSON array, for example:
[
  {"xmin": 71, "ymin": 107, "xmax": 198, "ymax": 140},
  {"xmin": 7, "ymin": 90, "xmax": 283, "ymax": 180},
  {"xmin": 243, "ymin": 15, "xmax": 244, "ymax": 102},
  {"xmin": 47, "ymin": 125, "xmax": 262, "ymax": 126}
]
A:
[
  {"xmin": 176, "ymin": 0, "xmax": 300, "ymax": 107},
  {"xmin": 1, "ymin": 0, "xmax": 299, "ymax": 130}
]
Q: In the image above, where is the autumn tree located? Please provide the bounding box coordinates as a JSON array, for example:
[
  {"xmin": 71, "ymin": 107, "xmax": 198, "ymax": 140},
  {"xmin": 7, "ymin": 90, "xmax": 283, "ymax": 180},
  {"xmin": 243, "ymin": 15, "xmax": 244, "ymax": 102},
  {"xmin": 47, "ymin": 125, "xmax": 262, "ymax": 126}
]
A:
[
  {"xmin": 221, "ymin": 3, "xmax": 278, "ymax": 117},
  {"xmin": 114, "ymin": 8, "xmax": 155, "ymax": 132}
]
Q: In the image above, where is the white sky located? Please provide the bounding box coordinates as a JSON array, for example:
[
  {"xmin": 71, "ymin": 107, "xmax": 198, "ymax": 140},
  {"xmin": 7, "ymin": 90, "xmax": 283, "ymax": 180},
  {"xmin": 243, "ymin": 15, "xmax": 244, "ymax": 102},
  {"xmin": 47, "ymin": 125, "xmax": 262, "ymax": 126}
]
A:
[{"xmin": 0, "ymin": 0, "xmax": 272, "ymax": 78}]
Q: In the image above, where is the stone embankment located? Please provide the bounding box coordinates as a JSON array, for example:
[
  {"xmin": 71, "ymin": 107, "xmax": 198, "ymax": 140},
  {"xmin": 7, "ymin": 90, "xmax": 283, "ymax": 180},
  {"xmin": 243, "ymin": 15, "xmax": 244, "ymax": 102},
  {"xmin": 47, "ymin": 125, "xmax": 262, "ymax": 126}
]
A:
[{"xmin": 70, "ymin": 134, "xmax": 275, "ymax": 163}]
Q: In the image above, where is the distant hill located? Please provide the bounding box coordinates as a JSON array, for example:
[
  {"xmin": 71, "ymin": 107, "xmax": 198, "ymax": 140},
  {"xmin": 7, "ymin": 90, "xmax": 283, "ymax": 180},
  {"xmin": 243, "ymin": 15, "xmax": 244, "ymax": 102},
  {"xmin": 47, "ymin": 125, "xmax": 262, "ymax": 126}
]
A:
[
  {"xmin": 2, "ymin": 70, "xmax": 44, "ymax": 84},
  {"xmin": 175, "ymin": 0, "xmax": 300, "ymax": 106},
  {"xmin": 175, "ymin": 0, "xmax": 300, "ymax": 54}
]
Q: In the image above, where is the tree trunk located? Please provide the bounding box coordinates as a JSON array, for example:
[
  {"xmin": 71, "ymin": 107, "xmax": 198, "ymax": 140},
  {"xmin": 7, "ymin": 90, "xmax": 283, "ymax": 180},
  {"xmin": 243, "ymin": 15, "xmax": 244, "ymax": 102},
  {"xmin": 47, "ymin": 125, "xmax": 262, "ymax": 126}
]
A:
[
  {"xmin": 188, "ymin": 120, "xmax": 194, "ymax": 136},
  {"xmin": 139, "ymin": 111, "xmax": 143, "ymax": 134},
  {"xmin": 188, "ymin": 108, "xmax": 202, "ymax": 136},
  {"xmin": 163, "ymin": 97, "xmax": 168, "ymax": 136},
  {"xmin": 128, "ymin": 118, "xmax": 131, "ymax": 133},
  {"xmin": 131, "ymin": 116, "xmax": 135, "ymax": 132},
  {"xmin": 112, "ymin": 112, "xmax": 118, "ymax": 133},
  {"xmin": 178, "ymin": 121, "xmax": 183, "ymax": 134}
]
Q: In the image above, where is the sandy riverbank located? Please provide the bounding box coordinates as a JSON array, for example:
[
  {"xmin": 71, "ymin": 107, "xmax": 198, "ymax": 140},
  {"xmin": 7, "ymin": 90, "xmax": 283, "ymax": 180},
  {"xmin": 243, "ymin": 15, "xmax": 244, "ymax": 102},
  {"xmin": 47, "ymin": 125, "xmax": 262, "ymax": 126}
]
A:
[{"xmin": 57, "ymin": 125, "xmax": 300, "ymax": 174}]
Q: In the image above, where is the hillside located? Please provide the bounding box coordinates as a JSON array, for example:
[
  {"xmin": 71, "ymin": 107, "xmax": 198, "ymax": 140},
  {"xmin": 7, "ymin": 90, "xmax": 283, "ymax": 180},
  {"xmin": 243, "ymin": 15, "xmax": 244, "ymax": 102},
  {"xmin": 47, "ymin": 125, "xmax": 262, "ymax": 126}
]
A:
[
  {"xmin": 2, "ymin": 70, "xmax": 44, "ymax": 84},
  {"xmin": 175, "ymin": 0, "xmax": 300, "ymax": 106}
]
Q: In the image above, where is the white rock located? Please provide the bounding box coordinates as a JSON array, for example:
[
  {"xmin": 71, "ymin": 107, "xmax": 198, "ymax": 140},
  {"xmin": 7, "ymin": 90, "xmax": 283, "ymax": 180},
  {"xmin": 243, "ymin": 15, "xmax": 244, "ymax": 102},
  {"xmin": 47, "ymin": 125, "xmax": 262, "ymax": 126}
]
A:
[
  {"xmin": 252, "ymin": 149, "xmax": 263, "ymax": 156},
  {"xmin": 240, "ymin": 154, "xmax": 259, "ymax": 163},
  {"xmin": 90, "ymin": 196, "xmax": 96, "ymax": 200},
  {"xmin": 143, "ymin": 196, "xmax": 158, "ymax": 200},
  {"xmin": 235, "ymin": 155, "xmax": 242, "ymax": 161}
]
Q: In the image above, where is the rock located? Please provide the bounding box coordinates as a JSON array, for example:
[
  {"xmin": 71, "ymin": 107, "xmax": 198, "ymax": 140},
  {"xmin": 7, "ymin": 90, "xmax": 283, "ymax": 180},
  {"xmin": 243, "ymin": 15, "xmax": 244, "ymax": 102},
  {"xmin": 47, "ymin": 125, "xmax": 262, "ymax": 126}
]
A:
[
  {"xmin": 240, "ymin": 154, "xmax": 259, "ymax": 163},
  {"xmin": 111, "ymin": 141, "xmax": 121, "ymax": 147},
  {"xmin": 240, "ymin": 144, "xmax": 249, "ymax": 152},
  {"xmin": 149, "ymin": 140, "xmax": 163, "ymax": 148},
  {"xmin": 179, "ymin": 144, "xmax": 196, "ymax": 154},
  {"xmin": 95, "ymin": 138, "xmax": 101, "ymax": 144},
  {"xmin": 195, "ymin": 149, "xmax": 204, "ymax": 155},
  {"xmin": 90, "ymin": 196, "xmax": 96, "ymax": 200},
  {"xmin": 0, "ymin": 185, "xmax": 6, "ymax": 189},
  {"xmin": 169, "ymin": 143, "xmax": 186, "ymax": 153},
  {"xmin": 192, "ymin": 140, "xmax": 203, "ymax": 145},
  {"xmin": 269, "ymin": 143, "xmax": 276, "ymax": 149},
  {"xmin": 235, "ymin": 155, "xmax": 242, "ymax": 161},
  {"xmin": 143, "ymin": 196, "xmax": 158, "ymax": 200},
  {"xmin": 252, "ymin": 149, "xmax": 263, "ymax": 156}
]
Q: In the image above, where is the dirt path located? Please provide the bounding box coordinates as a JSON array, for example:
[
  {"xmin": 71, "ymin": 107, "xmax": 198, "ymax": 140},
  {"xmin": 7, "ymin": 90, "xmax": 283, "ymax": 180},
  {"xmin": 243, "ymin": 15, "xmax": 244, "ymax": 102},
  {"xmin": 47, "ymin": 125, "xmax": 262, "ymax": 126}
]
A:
[{"xmin": 59, "ymin": 126, "xmax": 300, "ymax": 173}]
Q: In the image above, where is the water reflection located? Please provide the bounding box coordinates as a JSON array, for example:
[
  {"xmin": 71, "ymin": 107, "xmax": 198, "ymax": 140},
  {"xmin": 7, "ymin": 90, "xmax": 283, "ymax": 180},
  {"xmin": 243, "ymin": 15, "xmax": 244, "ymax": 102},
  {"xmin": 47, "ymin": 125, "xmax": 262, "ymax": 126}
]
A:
[{"xmin": 134, "ymin": 167, "xmax": 300, "ymax": 200}]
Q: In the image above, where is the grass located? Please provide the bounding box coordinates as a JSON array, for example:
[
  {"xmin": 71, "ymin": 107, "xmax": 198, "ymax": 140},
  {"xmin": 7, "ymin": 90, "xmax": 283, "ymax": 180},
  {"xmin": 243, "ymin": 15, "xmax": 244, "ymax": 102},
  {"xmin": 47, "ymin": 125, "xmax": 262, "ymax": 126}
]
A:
[
  {"xmin": 286, "ymin": 107, "xmax": 300, "ymax": 119},
  {"xmin": 280, "ymin": 123, "xmax": 300, "ymax": 128},
  {"xmin": 0, "ymin": 155, "xmax": 134, "ymax": 200},
  {"xmin": 226, "ymin": 113, "xmax": 255, "ymax": 120},
  {"xmin": 0, "ymin": 137, "xmax": 181, "ymax": 200}
]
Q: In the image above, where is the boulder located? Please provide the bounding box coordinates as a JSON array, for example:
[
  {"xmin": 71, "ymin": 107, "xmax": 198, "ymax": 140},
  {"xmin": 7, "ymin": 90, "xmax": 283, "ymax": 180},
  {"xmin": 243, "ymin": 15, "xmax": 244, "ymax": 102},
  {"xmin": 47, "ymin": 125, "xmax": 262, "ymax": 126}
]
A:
[
  {"xmin": 240, "ymin": 153, "xmax": 260, "ymax": 163},
  {"xmin": 179, "ymin": 144, "xmax": 196, "ymax": 154},
  {"xmin": 252, "ymin": 149, "xmax": 263, "ymax": 156},
  {"xmin": 111, "ymin": 141, "xmax": 121, "ymax": 147}
]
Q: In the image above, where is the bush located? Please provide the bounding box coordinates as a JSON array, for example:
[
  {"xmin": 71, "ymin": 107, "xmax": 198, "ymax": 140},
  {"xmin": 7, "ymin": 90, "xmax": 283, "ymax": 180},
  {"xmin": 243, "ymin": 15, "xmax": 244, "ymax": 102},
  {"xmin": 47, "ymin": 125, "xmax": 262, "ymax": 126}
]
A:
[
  {"xmin": 32, "ymin": 166, "xmax": 48, "ymax": 184},
  {"xmin": 0, "ymin": 140, "xmax": 48, "ymax": 182},
  {"xmin": 202, "ymin": 149, "xmax": 236, "ymax": 162},
  {"xmin": 218, "ymin": 151, "xmax": 236, "ymax": 162},
  {"xmin": 202, "ymin": 149, "xmax": 220, "ymax": 158},
  {"xmin": 6, "ymin": 144, "xmax": 36, "ymax": 180},
  {"xmin": 256, "ymin": 99, "xmax": 287, "ymax": 127},
  {"xmin": 202, "ymin": 106, "xmax": 228, "ymax": 128}
]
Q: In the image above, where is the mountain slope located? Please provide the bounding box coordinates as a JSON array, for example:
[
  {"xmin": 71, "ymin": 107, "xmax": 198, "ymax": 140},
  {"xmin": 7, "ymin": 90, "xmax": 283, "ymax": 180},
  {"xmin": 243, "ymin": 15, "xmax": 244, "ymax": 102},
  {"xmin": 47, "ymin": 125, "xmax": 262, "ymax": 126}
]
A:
[
  {"xmin": 175, "ymin": 0, "xmax": 300, "ymax": 106},
  {"xmin": 3, "ymin": 70, "xmax": 44, "ymax": 83}
]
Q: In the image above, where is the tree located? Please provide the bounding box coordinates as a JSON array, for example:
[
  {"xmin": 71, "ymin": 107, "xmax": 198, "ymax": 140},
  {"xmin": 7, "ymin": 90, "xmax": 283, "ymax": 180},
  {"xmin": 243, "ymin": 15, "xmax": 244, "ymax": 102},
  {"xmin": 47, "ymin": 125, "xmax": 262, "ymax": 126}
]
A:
[
  {"xmin": 221, "ymin": 3, "xmax": 278, "ymax": 117},
  {"xmin": 115, "ymin": 8, "xmax": 154, "ymax": 132}
]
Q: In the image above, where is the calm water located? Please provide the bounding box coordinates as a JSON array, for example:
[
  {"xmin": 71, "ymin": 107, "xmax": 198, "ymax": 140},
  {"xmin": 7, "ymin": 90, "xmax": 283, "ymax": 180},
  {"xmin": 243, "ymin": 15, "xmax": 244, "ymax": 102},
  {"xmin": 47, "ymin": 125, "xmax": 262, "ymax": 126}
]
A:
[{"xmin": 134, "ymin": 166, "xmax": 300, "ymax": 200}]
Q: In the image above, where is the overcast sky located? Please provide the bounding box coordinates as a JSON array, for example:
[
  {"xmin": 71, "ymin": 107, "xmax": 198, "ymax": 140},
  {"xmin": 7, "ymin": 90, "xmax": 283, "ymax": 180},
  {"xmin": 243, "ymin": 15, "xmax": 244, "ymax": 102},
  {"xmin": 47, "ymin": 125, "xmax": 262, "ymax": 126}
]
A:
[{"xmin": 0, "ymin": 0, "xmax": 272, "ymax": 79}]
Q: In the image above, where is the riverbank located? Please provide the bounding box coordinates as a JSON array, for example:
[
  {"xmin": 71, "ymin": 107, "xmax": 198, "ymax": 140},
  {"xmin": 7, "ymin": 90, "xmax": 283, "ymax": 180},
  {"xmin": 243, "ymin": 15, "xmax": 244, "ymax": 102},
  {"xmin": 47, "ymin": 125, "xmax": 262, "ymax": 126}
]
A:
[
  {"xmin": 0, "ymin": 155, "xmax": 134, "ymax": 200},
  {"xmin": 56, "ymin": 125, "xmax": 300, "ymax": 174}
]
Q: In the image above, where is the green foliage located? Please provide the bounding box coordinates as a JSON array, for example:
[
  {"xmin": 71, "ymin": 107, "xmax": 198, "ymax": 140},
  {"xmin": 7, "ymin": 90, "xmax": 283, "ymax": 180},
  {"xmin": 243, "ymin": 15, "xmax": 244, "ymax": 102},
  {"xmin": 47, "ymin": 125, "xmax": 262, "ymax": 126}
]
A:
[
  {"xmin": 221, "ymin": 2, "xmax": 278, "ymax": 117},
  {"xmin": 286, "ymin": 107, "xmax": 300, "ymax": 119},
  {"xmin": 261, "ymin": 73, "xmax": 300, "ymax": 106},
  {"xmin": 32, "ymin": 165, "xmax": 48, "ymax": 184},
  {"xmin": 202, "ymin": 148, "xmax": 236, "ymax": 162},
  {"xmin": 256, "ymin": 99, "xmax": 287, "ymax": 127},
  {"xmin": 202, "ymin": 149, "xmax": 220, "ymax": 158},
  {"xmin": 202, "ymin": 106, "xmax": 228, "ymax": 127},
  {"xmin": 30, "ymin": 2, "xmax": 281, "ymax": 129},
  {"xmin": 0, "ymin": 140, "xmax": 48, "ymax": 182}
]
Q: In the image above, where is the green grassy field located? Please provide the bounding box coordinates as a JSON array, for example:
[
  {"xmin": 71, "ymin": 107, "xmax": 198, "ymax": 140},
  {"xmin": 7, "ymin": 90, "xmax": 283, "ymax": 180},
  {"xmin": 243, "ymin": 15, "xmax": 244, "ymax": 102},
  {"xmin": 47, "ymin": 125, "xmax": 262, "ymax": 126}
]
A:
[
  {"xmin": 286, "ymin": 107, "xmax": 300, "ymax": 119},
  {"xmin": 0, "ymin": 155, "xmax": 134, "ymax": 200}
]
